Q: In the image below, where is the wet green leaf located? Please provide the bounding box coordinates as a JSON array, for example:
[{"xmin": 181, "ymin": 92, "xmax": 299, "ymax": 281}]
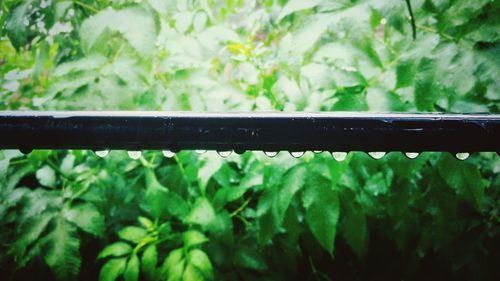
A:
[
  {"xmin": 36, "ymin": 165, "xmax": 56, "ymax": 188},
  {"xmin": 123, "ymin": 254, "xmax": 139, "ymax": 281},
  {"xmin": 141, "ymin": 245, "xmax": 158, "ymax": 281},
  {"xmin": 118, "ymin": 226, "xmax": 148, "ymax": 244},
  {"xmin": 304, "ymin": 177, "xmax": 340, "ymax": 255},
  {"xmin": 185, "ymin": 198, "xmax": 216, "ymax": 227},
  {"xmin": 98, "ymin": 242, "xmax": 133, "ymax": 259},
  {"xmin": 99, "ymin": 258, "xmax": 127, "ymax": 281}
]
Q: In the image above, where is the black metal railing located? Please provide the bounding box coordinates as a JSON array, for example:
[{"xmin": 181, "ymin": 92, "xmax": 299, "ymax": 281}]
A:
[{"xmin": 1, "ymin": 111, "xmax": 499, "ymax": 154}]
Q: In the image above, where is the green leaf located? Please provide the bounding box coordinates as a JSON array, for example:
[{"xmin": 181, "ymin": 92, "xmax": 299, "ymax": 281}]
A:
[
  {"xmin": 60, "ymin": 154, "xmax": 76, "ymax": 174},
  {"xmin": 138, "ymin": 216, "xmax": 154, "ymax": 229},
  {"xmin": 414, "ymin": 58, "xmax": 437, "ymax": 111},
  {"xmin": 279, "ymin": 14, "xmax": 335, "ymax": 65},
  {"xmin": 141, "ymin": 245, "xmax": 158, "ymax": 281},
  {"xmin": 183, "ymin": 230, "xmax": 209, "ymax": 248},
  {"xmin": 366, "ymin": 87, "xmax": 406, "ymax": 111},
  {"xmin": 80, "ymin": 6, "xmax": 157, "ymax": 55},
  {"xmin": 333, "ymin": 90, "xmax": 369, "ymax": 111},
  {"xmin": 174, "ymin": 11, "xmax": 194, "ymax": 33},
  {"xmin": 99, "ymin": 258, "xmax": 127, "ymax": 281},
  {"xmin": 53, "ymin": 54, "xmax": 107, "ymax": 76},
  {"xmin": 64, "ymin": 203, "xmax": 105, "ymax": 237},
  {"xmin": 278, "ymin": 0, "xmax": 322, "ymax": 21},
  {"xmin": 198, "ymin": 152, "xmax": 223, "ymax": 193},
  {"xmin": 276, "ymin": 165, "xmax": 307, "ymax": 221},
  {"xmin": 304, "ymin": 179, "xmax": 340, "ymax": 255},
  {"xmin": 4, "ymin": 0, "xmax": 35, "ymax": 50},
  {"xmin": 396, "ymin": 59, "xmax": 416, "ymax": 89},
  {"xmin": 302, "ymin": 173, "xmax": 330, "ymax": 209},
  {"xmin": 10, "ymin": 213, "xmax": 54, "ymax": 261},
  {"xmin": 99, "ymin": 242, "xmax": 133, "ymax": 259},
  {"xmin": 364, "ymin": 172, "xmax": 390, "ymax": 196},
  {"xmin": 144, "ymin": 169, "xmax": 189, "ymax": 219},
  {"xmin": 123, "ymin": 254, "xmax": 140, "ymax": 281},
  {"xmin": 234, "ymin": 244, "xmax": 267, "ymax": 271},
  {"xmin": 443, "ymin": 0, "xmax": 490, "ymax": 26},
  {"xmin": 213, "ymin": 161, "xmax": 263, "ymax": 207},
  {"xmin": 161, "ymin": 248, "xmax": 185, "ymax": 280},
  {"xmin": 437, "ymin": 154, "xmax": 486, "ymax": 211},
  {"xmin": 339, "ymin": 191, "xmax": 368, "ymax": 258},
  {"xmin": 44, "ymin": 217, "xmax": 81, "ymax": 280},
  {"xmin": 257, "ymin": 164, "xmax": 306, "ymax": 244},
  {"xmin": 187, "ymin": 249, "xmax": 213, "ymax": 280},
  {"xmin": 182, "ymin": 263, "xmax": 204, "ymax": 281},
  {"xmin": 151, "ymin": 188, "xmax": 189, "ymax": 219},
  {"xmin": 435, "ymin": 44, "xmax": 475, "ymax": 97},
  {"xmin": 0, "ymin": 150, "xmax": 23, "ymax": 174},
  {"xmin": 185, "ymin": 198, "xmax": 216, "ymax": 227},
  {"xmin": 36, "ymin": 165, "xmax": 56, "ymax": 187},
  {"xmin": 118, "ymin": 226, "xmax": 148, "ymax": 244}
]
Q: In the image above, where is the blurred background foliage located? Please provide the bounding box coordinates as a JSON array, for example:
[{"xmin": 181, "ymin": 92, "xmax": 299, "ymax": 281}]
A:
[{"xmin": 0, "ymin": 0, "xmax": 499, "ymax": 280}]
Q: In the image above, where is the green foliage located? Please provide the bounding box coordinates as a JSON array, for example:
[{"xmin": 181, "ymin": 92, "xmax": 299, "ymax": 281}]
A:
[
  {"xmin": 437, "ymin": 154, "xmax": 487, "ymax": 211},
  {"xmin": 303, "ymin": 174, "xmax": 340, "ymax": 255},
  {"xmin": 36, "ymin": 165, "xmax": 56, "ymax": 187},
  {"xmin": 98, "ymin": 242, "xmax": 133, "ymax": 259},
  {"xmin": 99, "ymin": 257, "xmax": 127, "ymax": 281},
  {"xmin": 44, "ymin": 217, "xmax": 81, "ymax": 280},
  {"xmin": 0, "ymin": 0, "xmax": 499, "ymax": 280}
]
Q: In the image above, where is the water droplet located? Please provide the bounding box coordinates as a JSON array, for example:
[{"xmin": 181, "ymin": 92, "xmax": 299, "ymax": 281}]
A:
[
  {"xmin": 264, "ymin": 151, "xmax": 278, "ymax": 157},
  {"xmin": 455, "ymin": 152, "xmax": 470, "ymax": 161},
  {"xmin": 162, "ymin": 150, "xmax": 175, "ymax": 158},
  {"xmin": 128, "ymin": 151, "xmax": 142, "ymax": 160},
  {"xmin": 368, "ymin": 152, "xmax": 386, "ymax": 160},
  {"xmin": 404, "ymin": 152, "xmax": 419, "ymax": 159},
  {"xmin": 95, "ymin": 150, "xmax": 109, "ymax": 158},
  {"xmin": 20, "ymin": 148, "xmax": 33, "ymax": 155},
  {"xmin": 290, "ymin": 151, "xmax": 304, "ymax": 158},
  {"xmin": 313, "ymin": 151, "xmax": 322, "ymax": 154},
  {"xmin": 331, "ymin": 152, "xmax": 347, "ymax": 162},
  {"xmin": 217, "ymin": 150, "xmax": 232, "ymax": 158},
  {"xmin": 234, "ymin": 149, "xmax": 246, "ymax": 155},
  {"xmin": 195, "ymin": 150, "xmax": 207, "ymax": 154}
]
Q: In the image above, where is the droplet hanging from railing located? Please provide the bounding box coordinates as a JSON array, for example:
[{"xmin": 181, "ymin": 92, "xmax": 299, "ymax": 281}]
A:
[
  {"xmin": 128, "ymin": 151, "xmax": 142, "ymax": 160},
  {"xmin": 95, "ymin": 150, "xmax": 109, "ymax": 158},
  {"xmin": 331, "ymin": 152, "xmax": 347, "ymax": 162},
  {"xmin": 162, "ymin": 150, "xmax": 175, "ymax": 158},
  {"xmin": 20, "ymin": 148, "xmax": 32, "ymax": 155},
  {"xmin": 368, "ymin": 152, "xmax": 386, "ymax": 159},
  {"xmin": 217, "ymin": 150, "xmax": 233, "ymax": 158},
  {"xmin": 455, "ymin": 152, "xmax": 470, "ymax": 160},
  {"xmin": 404, "ymin": 152, "xmax": 419, "ymax": 159},
  {"xmin": 195, "ymin": 150, "xmax": 207, "ymax": 154},
  {"xmin": 290, "ymin": 151, "xmax": 305, "ymax": 158},
  {"xmin": 264, "ymin": 151, "xmax": 279, "ymax": 157}
]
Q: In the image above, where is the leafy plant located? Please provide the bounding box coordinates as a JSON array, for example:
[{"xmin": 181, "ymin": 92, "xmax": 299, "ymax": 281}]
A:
[{"xmin": 1, "ymin": 0, "xmax": 499, "ymax": 280}]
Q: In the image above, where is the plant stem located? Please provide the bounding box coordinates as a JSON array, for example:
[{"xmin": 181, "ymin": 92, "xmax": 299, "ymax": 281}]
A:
[
  {"xmin": 8, "ymin": 159, "xmax": 29, "ymax": 165},
  {"xmin": 404, "ymin": 0, "xmax": 416, "ymax": 40},
  {"xmin": 73, "ymin": 0, "xmax": 98, "ymax": 13},
  {"xmin": 174, "ymin": 154, "xmax": 192, "ymax": 189},
  {"xmin": 230, "ymin": 197, "xmax": 251, "ymax": 217},
  {"xmin": 416, "ymin": 24, "xmax": 474, "ymax": 51},
  {"xmin": 46, "ymin": 159, "xmax": 71, "ymax": 180}
]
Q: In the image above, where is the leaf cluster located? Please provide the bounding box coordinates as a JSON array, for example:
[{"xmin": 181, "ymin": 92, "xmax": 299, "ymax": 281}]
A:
[{"xmin": 0, "ymin": 0, "xmax": 499, "ymax": 280}]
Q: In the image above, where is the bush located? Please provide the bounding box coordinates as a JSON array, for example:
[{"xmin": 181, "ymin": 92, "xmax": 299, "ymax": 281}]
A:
[{"xmin": 0, "ymin": 0, "xmax": 498, "ymax": 280}]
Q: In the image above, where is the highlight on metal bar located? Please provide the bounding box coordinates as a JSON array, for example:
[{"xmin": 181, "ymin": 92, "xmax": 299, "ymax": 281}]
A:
[{"xmin": 0, "ymin": 111, "xmax": 499, "ymax": 155}]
